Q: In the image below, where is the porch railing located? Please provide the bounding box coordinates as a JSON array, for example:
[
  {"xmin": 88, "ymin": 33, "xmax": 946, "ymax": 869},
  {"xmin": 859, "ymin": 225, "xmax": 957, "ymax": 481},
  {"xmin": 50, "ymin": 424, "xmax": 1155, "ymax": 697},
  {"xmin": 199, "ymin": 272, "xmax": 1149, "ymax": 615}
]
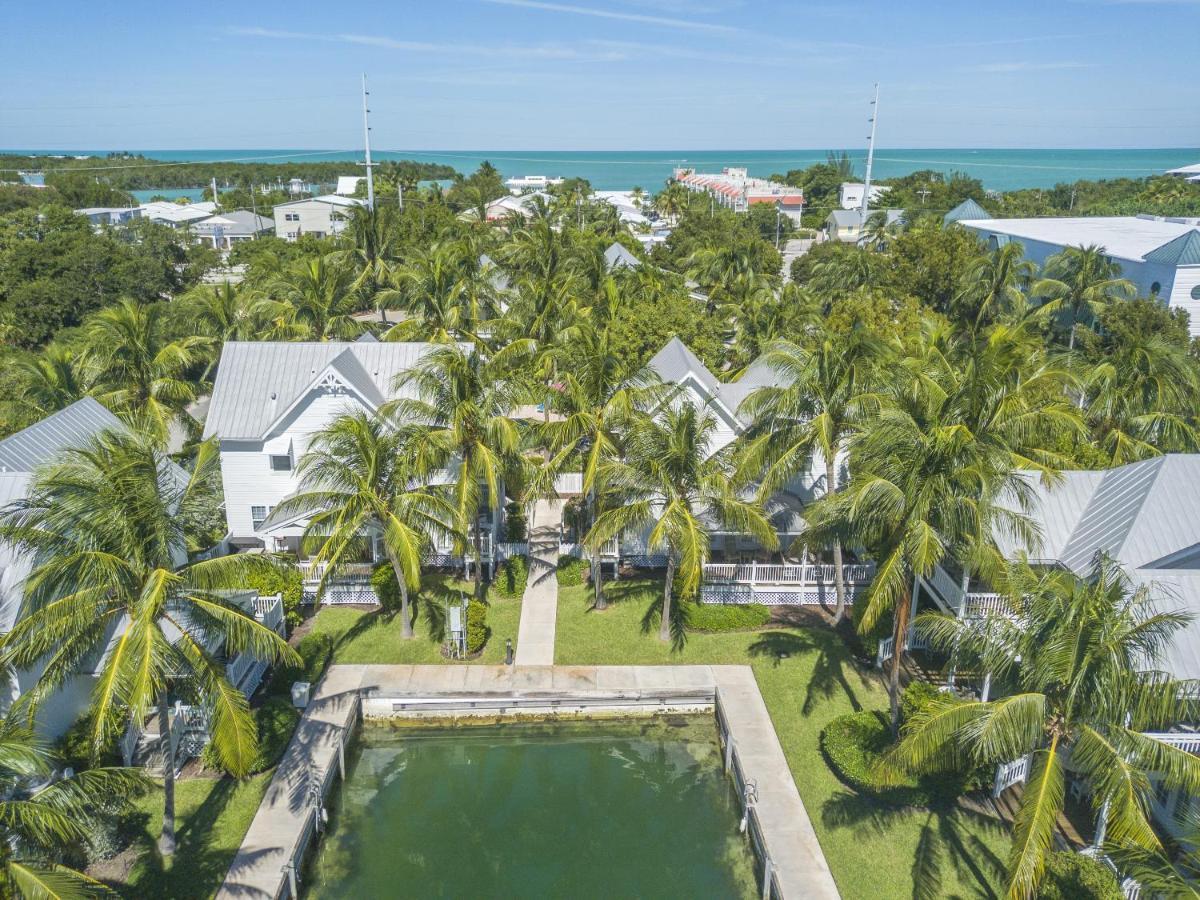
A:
[
  {"xmin": 875, "ymin": 626, "xmax": 932, "ymax": 667},
  {"xmin": 963, "ymin": 592, "xmax": 1013, "ymax": 619},
  {"xmin": 298, "ymin": 560, "xmax": 375, "ymax": 583},
  {"xmin": 1142, "ymin": 731, "xmax": 1200, "ymax": 754},
  {"xmin": 703, "ymin": 562, "xmax": 874, "ymax": 586},
  {"xmin": 993, "ymin": 754, "xmax": 1032, "ymax": 797},
  {"xmin": 253, "ymin": 593, "xmax": 285, "ymax": 634},
  {"xmin": 928, "ymin": 564, "xmax": 965, "ymax": 610}
]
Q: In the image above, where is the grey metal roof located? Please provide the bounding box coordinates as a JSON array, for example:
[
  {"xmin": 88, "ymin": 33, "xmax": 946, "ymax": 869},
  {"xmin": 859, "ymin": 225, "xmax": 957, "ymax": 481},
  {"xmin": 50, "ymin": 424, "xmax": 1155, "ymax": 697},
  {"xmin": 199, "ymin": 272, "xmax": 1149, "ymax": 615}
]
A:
[
  {"xmin": 203, "ymin": 341, "xmax": 445, "ymax": 441},
  {"xmin": 826, "ymin": 208, "xmax": 904, "ymax": 228},
  {"xmin": 0, "ymin": 398, "xmax": 123, "ymax": 473},
  {"xmin": 944, "ymin": 199, "xmax": 991, "ymax": 225},
  {"xmin": 647, "ymin": 338, "xmax": 721, "ymax": 395},
  {"xmin": 604, "ymin": 242, "xmax": 641, "ymax": 271},
  {"xmin": 192, "ymin": 210, "xmax": 274, "ymax": 237},
  {"xmin": 1143, "ymin": 229, "xmax": 1200, "ymax": 267}
]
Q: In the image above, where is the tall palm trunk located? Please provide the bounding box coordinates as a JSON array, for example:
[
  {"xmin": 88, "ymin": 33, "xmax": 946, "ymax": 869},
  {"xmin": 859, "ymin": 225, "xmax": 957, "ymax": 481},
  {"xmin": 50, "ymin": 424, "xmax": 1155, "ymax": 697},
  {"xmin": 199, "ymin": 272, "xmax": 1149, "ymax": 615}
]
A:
[
  {"xmin": 385, "ymin": 545, "xmax": 414, "ymax": 639},
  {"xmin": 472, "ymin": 524, "xmax": 484, "ymax": 602},
  {"xmin": 888, "ymin": 582, "xmax": 913, "ymax": 732},
  {"xmin": 659, "ymin": 555, "xmax": 676, "ymax": 642},
  {"xmin": 589, "ymin": 491, "xmax": 605, "ymax": 610},
  {"xmin": 157, "ymin": 693, "xmax": 176, "ymax": 856},
  {"xmin": 826, "ymin": 457, "xmax": 847, "ymax": 626}
]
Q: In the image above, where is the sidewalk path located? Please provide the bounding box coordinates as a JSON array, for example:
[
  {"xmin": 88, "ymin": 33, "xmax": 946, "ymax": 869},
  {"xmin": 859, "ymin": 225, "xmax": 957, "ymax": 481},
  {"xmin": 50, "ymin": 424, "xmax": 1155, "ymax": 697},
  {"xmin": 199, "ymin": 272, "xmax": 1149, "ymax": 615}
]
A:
[{"xmin": 514, "ymin": 499, "xmax": 563, "ymax": 665}]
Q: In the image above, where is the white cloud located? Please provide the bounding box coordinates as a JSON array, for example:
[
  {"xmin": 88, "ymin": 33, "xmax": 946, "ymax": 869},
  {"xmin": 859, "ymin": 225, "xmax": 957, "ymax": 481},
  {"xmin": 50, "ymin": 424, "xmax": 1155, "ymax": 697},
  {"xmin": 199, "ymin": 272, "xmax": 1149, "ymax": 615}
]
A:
[{"xmin": 477, "ymin": 0, "xmax": 741, "ymax": 33}]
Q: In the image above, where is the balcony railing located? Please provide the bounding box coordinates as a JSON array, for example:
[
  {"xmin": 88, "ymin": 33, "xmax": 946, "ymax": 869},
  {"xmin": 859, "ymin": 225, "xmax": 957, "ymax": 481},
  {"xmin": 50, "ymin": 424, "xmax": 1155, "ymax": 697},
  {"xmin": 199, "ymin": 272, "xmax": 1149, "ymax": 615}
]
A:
[
  {"xmin": 298, "ymin": 560, "xmax": 375, "ymax": 583},
  {"xmin": 252, "ymin": 593, "xmax": 285, "ymax": 634},
  {"xmin": 703, "ymin": 562, "xmax": 874, "ymax": 586}
]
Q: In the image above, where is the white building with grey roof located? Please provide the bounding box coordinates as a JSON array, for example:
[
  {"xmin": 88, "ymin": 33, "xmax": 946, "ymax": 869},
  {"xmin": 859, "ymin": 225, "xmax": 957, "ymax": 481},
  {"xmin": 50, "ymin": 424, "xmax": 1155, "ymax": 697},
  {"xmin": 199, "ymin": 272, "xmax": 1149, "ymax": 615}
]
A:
[
  {"xmin": 203, "ymin": 340, "xmax": 498, "ymax": 600},
  {"xmin": 947, "ymin": 202, "xmax": 1200, "ymax": 334}
]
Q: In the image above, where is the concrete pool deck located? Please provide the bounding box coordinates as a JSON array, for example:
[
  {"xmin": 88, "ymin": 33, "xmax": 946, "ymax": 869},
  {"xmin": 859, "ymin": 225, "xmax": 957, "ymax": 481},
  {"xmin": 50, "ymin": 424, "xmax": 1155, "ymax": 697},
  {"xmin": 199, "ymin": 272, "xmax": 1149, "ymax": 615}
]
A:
[{"xmin": 217, "ymin": 664, "xmax": 839, "ymax": 900}]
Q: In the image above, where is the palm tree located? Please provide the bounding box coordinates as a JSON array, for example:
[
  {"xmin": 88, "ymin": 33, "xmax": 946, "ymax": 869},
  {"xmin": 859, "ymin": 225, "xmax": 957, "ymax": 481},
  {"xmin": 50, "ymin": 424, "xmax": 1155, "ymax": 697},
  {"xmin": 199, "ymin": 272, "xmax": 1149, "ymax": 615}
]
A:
[
  {"xmin": 0, "ymin": 720, "xmax": 148, "ymax": 898},
  {"xmin": 737, "ymin": 325, "xmax": 884, "ymax": 625},
  {"xmin": 266, "ymin": 255, "xmax": 362, "ymax": 341},
  {"xmin": 390, "ymin": 344, "xmax": 532, "ymax": 601},
  {"xmin": 653, "ymin": 183, "xmax": 689, "ymax": 225},
  {"xmin": 887, "ymin": 557, "xmax": 1200, "ymax": 899},
  {"xmin": 4, "ymin": 344, "xmax": 94, "ymax": 420},
  {"xmin": 1033, "ymin": 245, "xmax": 1136, "ymax": 350},
  {"xmin": 861, "ymin": 211, "xmax": 895, "ymax": 252},
  {"xmin": 585, "ymin": 403, "xmax": 777, "ymax": 642},
  {"xmin": 85, "ymin": 299, "xmax": 204, "ymax": 445},
  {"xmin": 274, "ymin": 412, "xmax": 457, "ymax": 639},
  {"xmin": 956, "ymin": 241, "xmax": 1035, "ymax": 332},
  {"xmin": 0, "ymin": 431, "xmax": 296, "ymax": 856},
  {"xmin": 539, "ymin": 322, "xmax": 667, "ymax": 610},
  {"xmin": 186, "ymin": 281, "xmax": 269, "ymax": 381},
  {"xmin": 808, "ymin": 320, "xmax": 1079, "ymax": 726},
  {"xmin": 1083, "ymin": 331, "xmax": 1200, "ymax": 464},
  {"xmin": 388, "ymin": 241, "xmax": 497, "ymax": 344},
  {"xmin": 334, "ymin": 204, "xmax": 401, "ymax": 323}
]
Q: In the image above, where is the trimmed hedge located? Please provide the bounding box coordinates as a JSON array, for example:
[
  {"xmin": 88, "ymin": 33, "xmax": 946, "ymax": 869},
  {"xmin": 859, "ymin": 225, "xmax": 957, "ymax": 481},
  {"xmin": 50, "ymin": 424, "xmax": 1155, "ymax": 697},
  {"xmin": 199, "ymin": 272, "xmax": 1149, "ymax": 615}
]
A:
[
  {"xmin": 202, "ymin": 696, "xmax": 301, "ymax": 775},
  {"xmin": 371, "ymin": 562, "xmax": 402, "ymax": 610},
  {"xmin": 684, "ymin": 602, "xmax": 771, "ymax": 633},
  {"xmin": 556, "ymin": 555, "xmax": 589, "ymax": 587},
  {"xmin": 821, "ymin": 710, "xmax": 974, "ymax": 808},
  {"xmin": 466, "ymin": 599, "xmax": 489, "ymax": 654},
  {"xmin": 1038, "ymin": 852, "xmax": 1122, "ymax": 900},
  {"xmin": 493, "ymin": 555, "xmax": 529, "ymax": 599},
  {"xmin": 243, "ymin": 566, "xmax": 305, "ymax": 630}
]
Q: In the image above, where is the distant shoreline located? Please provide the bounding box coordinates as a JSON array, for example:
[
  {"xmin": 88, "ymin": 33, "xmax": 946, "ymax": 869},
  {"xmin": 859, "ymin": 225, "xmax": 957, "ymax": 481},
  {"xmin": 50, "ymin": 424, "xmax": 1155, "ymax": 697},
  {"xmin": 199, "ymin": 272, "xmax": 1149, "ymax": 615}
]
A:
[{"xmin": 5, "ymin": 147, "xmax": 1198, "ymax": 192}]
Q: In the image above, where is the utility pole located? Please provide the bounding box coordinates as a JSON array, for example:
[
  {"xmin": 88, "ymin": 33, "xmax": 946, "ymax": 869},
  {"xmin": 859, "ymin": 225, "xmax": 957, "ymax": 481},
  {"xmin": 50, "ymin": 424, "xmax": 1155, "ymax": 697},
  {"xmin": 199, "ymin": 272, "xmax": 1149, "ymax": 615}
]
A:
[
  {"xmin": 361, "ymin": 74, "xmax": 376, "ymax": 210},
  {"xmin": 860, "ymin": 83, "xmax": 880, "ymax": 221},
  {"xmin": 775, "ymin": 201, "xmax": 782, "ymax": 249},
  {"xmin": 211, "ymin": 177, "xmax": 219, "ymax": 207}
]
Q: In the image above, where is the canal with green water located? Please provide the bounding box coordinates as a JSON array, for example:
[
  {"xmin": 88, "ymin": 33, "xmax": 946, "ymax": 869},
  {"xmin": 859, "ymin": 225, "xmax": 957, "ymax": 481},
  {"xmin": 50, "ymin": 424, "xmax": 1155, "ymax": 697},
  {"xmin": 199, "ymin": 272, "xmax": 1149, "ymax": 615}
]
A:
[{"xmin": 305, "ymin": 717, "xmax": 757, "ymax": 898}]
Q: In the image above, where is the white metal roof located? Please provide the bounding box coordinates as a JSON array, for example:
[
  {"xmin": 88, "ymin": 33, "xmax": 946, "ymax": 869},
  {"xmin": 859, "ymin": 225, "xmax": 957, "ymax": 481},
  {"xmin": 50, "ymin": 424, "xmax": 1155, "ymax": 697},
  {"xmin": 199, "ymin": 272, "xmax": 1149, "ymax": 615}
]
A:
[
  {"xmin": 1166, "ymin": 163, "xmax": 1200, "ymax": 176},
  {"xmin": 0, "ymin": 398, "xmax": 124, "ymax": 473},
  {"xmin": 957, "ymin": 215, "xmax": 1200, "ymax": 263},
  {"xmin": 202, "ymin": 341, "xmax": 450, "ymax": 441},
  {"xmin": 273, "ymin": 194, "xmax": 366, "ymax": 210}
]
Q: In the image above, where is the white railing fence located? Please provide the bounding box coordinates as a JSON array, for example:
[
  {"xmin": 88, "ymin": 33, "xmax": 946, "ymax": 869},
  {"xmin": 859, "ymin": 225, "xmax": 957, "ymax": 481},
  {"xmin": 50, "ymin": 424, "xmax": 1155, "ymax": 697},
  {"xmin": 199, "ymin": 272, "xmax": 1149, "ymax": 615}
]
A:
[
  {"xmin": 1142, "ymin": 731, "xmax": 1200, "ymax": 754},
  {"xmin": 254, "ymin": 593, "xmax": 285, "ymax": 633},
  {"xmin": 963, "ymin": 592, "xmax": 1013, "ymax": 619},
  {"xmin": 928, "ymin": 564, "xmax": 965, "ymax": 610},
  {"xmin": 702, "ymin": 562, "xmax": 874, "ymax": 587},
  {"xmin": 875, "ymin": 626, "xmax": 933, "ymax": 667},
  {"xmin": 992, "ymin": 754, "xmax": 1032, "ymax": 797}
]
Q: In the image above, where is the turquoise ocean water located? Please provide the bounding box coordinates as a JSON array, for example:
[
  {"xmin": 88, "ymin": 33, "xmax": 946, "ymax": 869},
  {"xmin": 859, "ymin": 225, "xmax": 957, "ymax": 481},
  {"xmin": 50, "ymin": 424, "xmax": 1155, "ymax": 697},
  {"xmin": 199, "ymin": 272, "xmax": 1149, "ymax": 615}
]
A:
[{"xmin": 11, "ymin": 147, "xmax": 1199, "ymax": 193}]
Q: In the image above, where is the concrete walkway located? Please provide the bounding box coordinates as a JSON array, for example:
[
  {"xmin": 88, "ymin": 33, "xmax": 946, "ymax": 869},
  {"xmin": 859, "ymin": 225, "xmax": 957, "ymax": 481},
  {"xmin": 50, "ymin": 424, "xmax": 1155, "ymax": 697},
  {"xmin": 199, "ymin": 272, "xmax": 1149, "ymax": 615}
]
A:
[
  {"xmin": 514, "ymin": 499, "xmax": 563, "ymax": 666},
  {"xmin": 218, "ymin": 664, "xmax": 840, "ymax": 899}
]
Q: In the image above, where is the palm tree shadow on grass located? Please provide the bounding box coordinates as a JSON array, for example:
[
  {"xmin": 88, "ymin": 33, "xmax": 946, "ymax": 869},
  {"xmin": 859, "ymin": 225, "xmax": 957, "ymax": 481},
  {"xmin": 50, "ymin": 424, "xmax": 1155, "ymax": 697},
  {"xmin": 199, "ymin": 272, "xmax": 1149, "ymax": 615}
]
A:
[
  {"xmin": 821, "ymin": 789, "xmax": 1008, "ymax": 900},
  {"xmin": 114, "ymin": 778, "xmax": 246, "ymax": 899},
  {"xmin": 747, "ymin": 629, "xmax": 867, "ymax": 715},
  {"xmin": 330, "ymin": 580, "xmax": 458, "ymax": 653}
]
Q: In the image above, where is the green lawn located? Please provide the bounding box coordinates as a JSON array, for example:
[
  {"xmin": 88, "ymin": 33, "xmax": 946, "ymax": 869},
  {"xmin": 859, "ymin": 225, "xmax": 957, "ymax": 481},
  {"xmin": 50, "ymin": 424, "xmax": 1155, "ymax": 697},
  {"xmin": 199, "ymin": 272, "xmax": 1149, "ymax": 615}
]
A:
[
  {"xmin": 105, "ymin": 773, "xmax": 273, "ymax": 900},
  {"xmin": 310, "ymin": 574, "xmax": 523, "ymax": 665},
  {"xmin": 556, "ymin": 577, "xmax": 1011, "ymax": 900}
]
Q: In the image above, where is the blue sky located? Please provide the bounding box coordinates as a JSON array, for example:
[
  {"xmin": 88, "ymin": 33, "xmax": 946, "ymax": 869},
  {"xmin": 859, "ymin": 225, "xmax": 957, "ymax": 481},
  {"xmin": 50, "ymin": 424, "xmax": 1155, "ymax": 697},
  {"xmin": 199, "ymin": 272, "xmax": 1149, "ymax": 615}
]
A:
[{"xmin": 3, "ymin": 0, "xmax": 1198, "ymax": 150}]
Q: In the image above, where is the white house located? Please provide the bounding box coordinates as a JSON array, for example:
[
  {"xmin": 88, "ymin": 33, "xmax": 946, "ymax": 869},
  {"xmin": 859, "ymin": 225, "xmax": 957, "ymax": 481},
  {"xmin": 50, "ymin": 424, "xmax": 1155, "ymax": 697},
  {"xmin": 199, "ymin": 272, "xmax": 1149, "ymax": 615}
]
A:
[
  {"xmin": 74, "ymin": 206, "xmax": 141, "ymax": 227},
  {"xmin": 202, "ymin": 340, "xmax": 497, "ymax": 601},
  {"xmin": 949, "ymin": 203, "xmax": 1200, "ymax": 334},
  {"xmin": 839, "ymin": 182, "xmax": 891, "ymax": 210},
  {"xmin": 138, "ymin": 200, "xmax": 218, "ymax": 228},
  {"xmin": 824, "ymin": 208, "xmax": 904, "ymax": 243},
  {"xmin": 1166, "ymin": 163, "xmax": 1200, "ymax": 183},
  {"xmin": 626, "ymin": 338, "xmax": 874, "ymax": 604},
  {"xmin": 0, "ymin": 399, "xmax": 283, "ymax": 744},
  {"xmin": 505, "ymin": 174, "xmax": 563, "ymax": 193},
  {"xmin": 191, "ymin": 210, "xmax": 274, "ymax": 250},
  {"xmin": 272, "ymin": 194, "xmax": 365, "ymax": 241}
]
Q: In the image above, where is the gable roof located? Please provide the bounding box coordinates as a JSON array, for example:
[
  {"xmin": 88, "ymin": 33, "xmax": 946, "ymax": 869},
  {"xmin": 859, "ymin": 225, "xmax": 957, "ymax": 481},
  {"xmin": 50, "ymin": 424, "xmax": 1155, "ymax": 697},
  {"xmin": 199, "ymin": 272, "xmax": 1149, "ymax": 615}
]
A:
[
  {"xmin": 192, "ymin": 209, "xmax": 273, "ymax": 236},
  {"xmin": 203, "ymin": 341, "xmax": 446, "ymax": 441},
  {"xmin": 826, "ymin": 208, "xmax": 904, "ymax": 228},
  {"xmin": 1143, "ymin": 229, "xmax": 1200, "ymax": 267},
  {"xmin": 0, "ymin": 398, "xmax": 124, "ymax": 473},
  {"xmin": 944, "ymin": 198, "xmax": 991, "ymax": 225},
  {"xmin": 273, "ymin": 194, "xmax": 365, "ymax": 210},
  {"xmin": 646, "ymin": 338, "xmax": 783, "ymax": 426},
  {"xmin": 604, "ymin": 242, "xmax": 641, "ymax": 271}
]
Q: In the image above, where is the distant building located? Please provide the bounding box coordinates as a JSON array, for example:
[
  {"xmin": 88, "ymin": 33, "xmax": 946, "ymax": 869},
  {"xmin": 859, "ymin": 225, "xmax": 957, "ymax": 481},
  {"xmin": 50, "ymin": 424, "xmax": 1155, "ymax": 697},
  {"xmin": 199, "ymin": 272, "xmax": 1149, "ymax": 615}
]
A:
[
  {"xmin": 942, "ymin": 198, "xmax": 990, "ymax": 226},
  {"xmin": 1166, "ymin": 163, "xmax": 1200, "ymax": 183},
  {"xmin": 592, "ymin": 190, "xmax": 651, "ymax": 228},
  {"xmin": 272, "ymin": 194, "xmax": 365, "ymax": 241},
  {"xmin": 838, "ymin": 182, "xmax": 891, "ymax": 210},
  {"xmin": 505, "ymin": 175, "xmax": 563, "ymax": 193},
  {"xmin": 139, "ymin": 200, "xmax": 218, "ymax": 228},
  {"xmin": 335, "ymin": 176, "xmax": 365, "ymax": 196},
  {"xmin": 463, "ymin": 192, "xmax": 552, "ymax": 223},
  {"xmin": 950, "ymin": 203, "xmax": 1200, "ymax": 334},
  {"xmin": 673, "ymin": 168, "xmax": 805, "ymax": 223},
  {"xmin": 823, "ymin": 208, "xmax": 904, "ymax": 243},
  {"xmin": 191, "ymin": 210, "xmax": 275, "ymax": 250},
  {"xmin": 75, "ymin": 206, "xmax": 141, "ymax": 227}
]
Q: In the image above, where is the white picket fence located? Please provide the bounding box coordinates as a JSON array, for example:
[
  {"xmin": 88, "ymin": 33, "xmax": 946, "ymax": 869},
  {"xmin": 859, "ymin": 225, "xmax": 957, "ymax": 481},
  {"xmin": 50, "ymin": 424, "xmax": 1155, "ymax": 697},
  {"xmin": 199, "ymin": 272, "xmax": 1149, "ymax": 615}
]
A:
[{"xmin": 702, "ymin": 562, "xmax": 874, "ymax": 586}]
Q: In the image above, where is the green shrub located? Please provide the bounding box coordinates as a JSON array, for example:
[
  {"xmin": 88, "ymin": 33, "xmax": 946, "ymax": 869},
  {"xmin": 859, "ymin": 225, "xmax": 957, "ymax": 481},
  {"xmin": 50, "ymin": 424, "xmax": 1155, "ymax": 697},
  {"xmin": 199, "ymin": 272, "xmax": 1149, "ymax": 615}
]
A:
[
  {"xmin": 1038, "ymin": 852, "xmax": 1122, "ymax": 900},
  {"xmin": 371, "ymin": 562, "xmax": 401, "ymax": 610},
  {"xmin": 556, "ymin": 555, "xmax": 589, "ymax": 587},
  {"xmin": 202, "ymin": 696, "xmax": 301, "ymax": 775},
  {"xmin": 493, "ymin": 555, "xmax": 529, "ymax": 599},
  {"xmin": 266, "ymin": 631, "xmax": 334, "ymax": 696},
  {"xmin": 820, "ymin": 710, "xmax": 970, "ymax": 807},
  {"xmin": 57, "ymin": 712, "xmax": 121, "ymax": 771},
  {"xmin": 684, "ymin": 602, "xmax": 770, "ymax": 633},
  {"xmin": 901, "ymin": 680, "xmax": 942, "ymax": 724},
  {"xmin": 466, "ymin": 599, "xmax": 489, "ymax": 654},
  {"xmin": 243, "ymin": 565, "xmax": 305, "ymax": 630}
]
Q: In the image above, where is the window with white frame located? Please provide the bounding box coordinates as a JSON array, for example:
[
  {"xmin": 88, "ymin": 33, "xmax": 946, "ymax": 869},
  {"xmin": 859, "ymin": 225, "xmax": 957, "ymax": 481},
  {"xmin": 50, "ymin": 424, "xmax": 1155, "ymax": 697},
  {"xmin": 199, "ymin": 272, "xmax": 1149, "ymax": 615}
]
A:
[
  {"xmin": 251, "ymin": 506, "xmax": 268, "ymax": 530},
  {"xmin": 269, "ymin": 453, "xmax": 293, "ymax": 472},
  {"xmin": 284, "ymin": 213, "xmax": 299, "ymax": 221}
]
